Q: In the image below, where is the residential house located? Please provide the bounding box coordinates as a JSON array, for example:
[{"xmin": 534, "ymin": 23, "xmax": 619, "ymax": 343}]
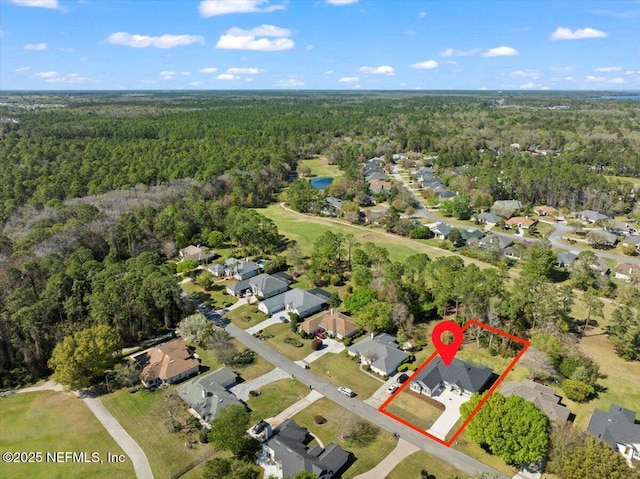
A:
[
  {"xmin": 364, "ymin": 171, "xmax": 388, "ymax": 183},
  {"xmin": 208, "ymin": 263, "xmax": 226, "ymax": 277},
  {"xmin": 501, "ymin": 379, "xmax": 572, "ymax": 422},
  {"xmin": 491, "ymin": 200, "xmax": 522, "ymax": 218},
  {"xmin": 249, "ymin": 420, "xmax": 273, "ymax": 443},
  {"xmin": 605, "ymin": 220, "xmax": 634, "ymax": 236},
  {"xmin": 587, "ymin": 404, "xmax": 640, "ymax": 464},
  {"xmin": 179, "ymin": 245, "xmax": 216, "ymax": 263},
  {"xmin": 504, "ymin": 216, "xmax": 538, "ymax": 229},
  {"xmin": 410, "ymin": 357, "xmax": 494, "ymax": 398},
  {"xmin": 576, "ymin": 210, "xmax": 610, "ymax": 224},
  {"xmin": 556, "ymin": 251, "xmax": 578, "ymax": 268},
  {"xmin": 429, "ymin": 222, "xmax": 452, "ymax": 239},
  {"xmin": 614, "ymin": 263, "xmax": 640, "ymax": 282},
  {"xmin": 588, "ymin": 257, "xmax": 611, "ymax": 276},
  {"xmin": 271, "ymin": 271, "xmax": 294, "ymax": 284},
  {"xmin": 208, "ymin": 257, "xmax": 246, "ymax": 277},
  {"xmin": 460, "ymin": 229, "xmax": 484, "ymax": 244},
  {"xmin": 533, "ymin": 205, "xmax": 559, "ymax": 217},
  {"xmin": 478, "ymin": 233, "xmax": 514, "ymax": 250},
  {"xmin": 622, "ymin": 235, "xmax": 640, "ymax": 253},
  {"xmin": 347, "ymin": 333, "xmax": 409, "ymax": 377},
  {"xmin": 134, "ymin": 339, "xmax": 200, "ymax": 388},
  {"xmin": 300, "ymin": 309, "xmax": 359, "ymax": 339},
  {"xmin": 368, "ymin": 179, "xmax": 393, "ymax": 194},
  {"xmin": 229, "ymin": 260, "xmax": 261, "ymax": 280},
  {"xmin": 262, "ymin": 419, "xmax": 349, "ymax": 479},
  {"xmin": 504, "ymin": 241, "xmax": 532, "ymax": 260},
  {"xmin": 476, "ymin": 212, "xmax": 503, "ymax": 228},
  {"xmin": 258, "ymin": 288, "xmax": 327, "ymax": 319},
  {"xmin": 226, "ymin": 273, "xmax": 289, "ymax": 298},
  {"xmin": 176, "ymin": 367, "xmax": 241, "ymax": 426},
  {"xmin": 361, "ymin": 159, "xmax": 384, "ymax": 177},
  {"xmin": 586, "ymin": 229, "xmax": 619, "ymax": 247},
  {"xmin": 321, "ymin": 197, "xmax": 343, "ymax": 217},
  {"xmin": 363, "ymin": 207, "xmax": 388, "ymax": 225}
]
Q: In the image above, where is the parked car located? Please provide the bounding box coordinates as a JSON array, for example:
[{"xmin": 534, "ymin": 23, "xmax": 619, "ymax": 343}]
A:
[
  {"xmin": 387, "ymin": 384, "xmax": 399, "ymax": 394},
  {"xmin": 337, "ymin": 386, "xmax": 355, "ymax": 397},
  {"xmin": 396, "ymin": 373, "xmax": 409, "ymax": 384},
  {"xmin": 315, "ymin": 331, "xmax": 326, "ymax": 340}
]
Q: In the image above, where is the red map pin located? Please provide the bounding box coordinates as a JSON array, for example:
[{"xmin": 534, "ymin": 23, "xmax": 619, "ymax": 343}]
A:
[{"xmin": 432, "ymin": 320, "xmax": 463, "ymax": 366}]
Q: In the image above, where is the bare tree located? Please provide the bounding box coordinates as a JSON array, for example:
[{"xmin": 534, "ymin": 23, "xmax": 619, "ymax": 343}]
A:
[{"xmin": 520, "ymin": 347, "xmax": 557, "ymax": 380}]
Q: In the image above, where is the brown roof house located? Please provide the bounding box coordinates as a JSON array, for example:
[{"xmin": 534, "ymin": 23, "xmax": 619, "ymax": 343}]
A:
[
  {"xmin": 614, "ymin": 263, "xmax": 640, "ymax": 282},
  {"xmin": 179, "ymin": 245, "xmax": 216, "ymax": 263},
  {"xmin": 504, "ymin": 216, "xmax": 538, "ymax": 229},
  {"xmin": 134, "ymin": 339, "xmax": 200, "ymax": 388},
  {"xmin": 501, "ymin": 379, "xmax": 572, "ymax": 422},
  {"xmin": 533, "ymin": 205, "xmax": 559, "ymax": 217},
  {"xmin": 300, "ymin": 309, "xmax": 359, "ymax": 339},
  {"xmin": 368, "ymin": 179, "xmax": 393, "ymax": 194}
]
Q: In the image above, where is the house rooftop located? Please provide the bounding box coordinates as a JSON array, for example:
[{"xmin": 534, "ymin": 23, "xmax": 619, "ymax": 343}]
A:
[
  {"xmin": 176, "ymin": 368, "xmax": 242, "ymax": 424},
  {"xmin": 348, "ymin": 334, "xmax": 409, "ymax": 376},
  {"xmin": 301, "ymin": 310, "xmax": 359, "ymax": 338},
  {"xmin": 134, "ymin": 339, "xmax": 199, "ymax": 386},
  {"xmin": 412, "ymin": 357, "xmax": 494, "ymax": 395},
  {"xmin": 501, "ymin": 379, "xmax": 571, "ymax": 422},
  {"xmin": 587, "ymin": 404, "xmax": 640, "ymax": 452}
]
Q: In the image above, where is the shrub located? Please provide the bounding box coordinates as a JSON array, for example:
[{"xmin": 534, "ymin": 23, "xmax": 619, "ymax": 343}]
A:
[
  {"xmin": 311, "ymin": 339, "xmax": 322, "ymax": 351},
  {"xmin": 249, "ymin": 390, "xmax": 261, "ymax": 398},
  {"xmin": 397, "ymin": 364, "xmax": 409, "ymax": 372},
  {"xmin": 283, "ymin": 337, "xmax": 303, "ymax": 348},
  {"xmin": 561, "ymin": 379, "xmax": 595, "ymax": 402},
  {"xmin": 330, "ymin": 274, "xmax": 341, "ymax": 286},
  {"xmin": 314, "ymin": 415, "xmax": 327, "ymax": 425},
  {"xmin": 289, "ymin": 313, "xmax": 300, "ymax": 323}
]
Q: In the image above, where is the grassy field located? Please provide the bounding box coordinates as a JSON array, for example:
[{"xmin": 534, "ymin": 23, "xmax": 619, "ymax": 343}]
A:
[
  {"xmin": 388, "ymin": 450, "xmax": 469, "ymax": 479},
  {"xmin": 292, "ymin": 398, "xmax": 397, "ymax": 479},
  {"xmin": 385, "ymin": 390, "xmax": 444, "ymax": 431},
  {"xmin": 258, "ymin": 203, "xmax": 493, "ymax": 267},
  {"xmin": 246, "ymin": 378, "xmax": 310, "ymax": 423},
  {"xmin": 605, "ymin": 174, "xmax": 640, "ymax": 188},
  {"xmin": 101, "ymin": 388, "xmax": 215, "ymax": 479},
  {"xmin": 262, "ymin": 322, "xmax": 315, "ymax": 361},
  {"xmin": 310, "ymin": 352, "xmax": 384, "ymax": 399},
  {"xmin": 453, "ymin": 431, "xmax": 518, "ymax": 476},
  {"xmin": 300, "ymin": 157, "xmax": 343, "ymax": 179},
  {"xmin": 191, "ymin": 339, "xmax": 275, "ymax": 382},
  {"xmin": 0, "ymin": 391, "xmax": 133, "ymax": 479}
]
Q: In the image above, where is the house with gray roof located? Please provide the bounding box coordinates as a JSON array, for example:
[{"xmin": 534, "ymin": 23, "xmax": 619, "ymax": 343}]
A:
[
  {"xmin": 229, "ymin": 260, "xmax": 261, "ymax": 280},
  {"xmin": 501, "ymin": 379, "xmax": 571, "ymax": 422},
  {"xmin": 176, "ymin": 367, "xmax": 241, "ymax": 426},
  {"xmin": 347, "ymin": 333, "xmax": 409, "ymax": 377},
  {"xmin": 478, "ymin": 233, "xmax": 514, "ymax": 250},
  {"xmin": 587, "ymin": 404, "xmax": 640, "ymax": 464},
  {"xmin": 365, "ymin": 171, "xmax": 388, "ymax": 183},
  {"xmin": 556, "ymin": 251, "xmax": 578, "ymax": 268},
  {"xmin": 429, "ymin": 222, "xmax": 452, "ymax": 239},
  {"xmin": 576, "ymin": 209, "xmax": 610, "ymax": 224},
  {"xmin": 622, "ymin": 235, "xmax": 640, "ymax": 252},
  {"xmin": 411, "ymin": 357, "xmax": 494, "ymax": 398},
  {"xmin": 460, "ymin": 229, "xmax": 484, "ymax": 243},
  {"xmin": 587, "ymin": 229, "xmax": 619, "ymax": 247},
  {"xmin": 258, "ymin": 288, "xmax": 327, "ymax": 319},
  {"xmin": 476, "ymin": 212, "xmax": 503, "ymax": 227},
  {"xmin": 262, "ymin": 419, "xmax": 348, "ymax": 479},
  {"xmin": 226, "ymin": 273, "xmax": 289, "ymax": 298}
]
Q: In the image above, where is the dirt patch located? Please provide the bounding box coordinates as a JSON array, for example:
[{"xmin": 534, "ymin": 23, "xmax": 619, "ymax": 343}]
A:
[{"xmin": 362, "ymin": 234, "xmax": 378, "ymax": 241}]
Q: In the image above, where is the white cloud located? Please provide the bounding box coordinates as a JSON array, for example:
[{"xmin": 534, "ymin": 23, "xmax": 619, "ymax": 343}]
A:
[
  {"xmin": 482, "ymin": 46, "xmax": 519, "ymax": 57},
  {"xmin": 324, "ymin": 70, "xmax": 334, "ymax": 76},
  {"xmin": 327, "ymin": 0, "xmax": 358, "ymax": 4},
  {"xmin": 24, "ymin": 43, "xmax": 47, "ymax": 51},
  {"xmin": 419, "ymin": 11, "xmax": 426, "ymax": 18},
  {"xmin": 227, "ymin": 67, "xmax": 261, "ymax": 74},
  {"xmin": 339, "ymin": 76, "xmax": 359, "ymax": 83},
  {"xmin": 360, "ymin": 65, "xmax": 394, "ymax": 75},
  {"xmin": 520, "ymin": 82, "xmax": 535, "ymax": 89},
  {"xmin": 564, "ymin": 76, "xmax": 576, "ymax": 82},
  {"xmin": 216, "ymin": 24, "xmax": 294, "ymax": 51},
  {"xmin": 181, "ymin": 72, "xmax": 191, "ymax": 76},
  {"xmin": 199, "ymin": 67, "xmax": 218, "ymax": 73},
  {"xmin": 520, "ymin": 82, "xmax": 549, "ymax": 90},
  {"xmin": 217, "ymin": 73, "xmax": 239, "ymax": 80},
  {"xmin": 35, "ymin": 71, "xmax": 58, "ymax": 78},
  {"xmin": 198, "ymin": 0, "xmax": 284, "ymax": 17},
  {"xmin": 595, "ymin": 66, "xmax": 621, "ymax": 72},
  {"xmin": 410, "ymin": 60, "xmax": 439, "ymax": 69},
  {"xmin": 550, "ymin": 27, "xmax": 607, "ymax": 40},
  {"xmin": 510, "ymin": 70, "xmax": 540, "ymax": 79},
  {"xmin": 141, "ymin": 80, "xmax": 157, "ymax": 85},
  {"xmin": 188, "ymin": 81, "xmax": 203, "ymax": 86},
  {"xmin": 439, "ymin": 47, "xmax": 479, "ymax": 57},
  {"xmin": 585, "ymin": 75, "xmax": 606, "ymax": 82},
  {"xmin": 160, "ymin": 71, "xmax": 176, "ymax": 80},
  {"xmin": 276, "ymin": 78, "xmax": 304, "ymax": 87},
  {"xmin": 550, "ymin": 66, "xmax": 574, "ymax": 72},
  {"xmin": 479, "ymin": 87, "xmax": 488, "ymax": 90},
  {"xmin": 306, "ymin": 44, "xmax": 314, "ymax": 50},
  {"xmin": 16, "ymin": 67, "xmax": 30, "ymax": 72},
  {"xmin": 44, "ymin": 73, "xmax": 93, "ymax": 84},
  {"xmin": 608, "ymin": 77, "xmax": 625, "ymax": 84},
  {"xmin": 106, "ymin": 32, "xmax": 204, "ymax": 49},
  {"xmin": 10, "ymin": 0, "xmax": 59, "ymax": 9}
]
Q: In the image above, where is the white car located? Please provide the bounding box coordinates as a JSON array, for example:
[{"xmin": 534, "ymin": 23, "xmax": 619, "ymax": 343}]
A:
[
  {"xmin": 387, "ymin": 384, "xmax": 399, "ymax": 394},
  {"xmin": 337, "ymin": 386, "xmax": 355, "ymax": 397}
]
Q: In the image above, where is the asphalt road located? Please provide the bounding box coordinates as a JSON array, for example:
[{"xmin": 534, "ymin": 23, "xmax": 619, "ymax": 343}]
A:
[{"xmin": 190, "ymin": 297, "xmax": 509, "ymax": 479}]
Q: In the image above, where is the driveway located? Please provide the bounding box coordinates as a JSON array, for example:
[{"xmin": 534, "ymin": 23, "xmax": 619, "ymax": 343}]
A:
[
  {"xmin": 295, "ymin": 338, "xmax": 344, "ymax": 367},
  {"xmin": 425, "ymin": 388, "xmax": 469, "ymax": 440},
  {"xmin": 246, "ymin": 311, "xmax": 289, "ymax": 335},
  {"xmin": 267, "ymin": 390, "xmax": 324, "ymax": 428},
  {"xmin": 364, "ymin": 374, "xmax": 404, "ymax": 408},
  {"xmin": 353, "ymin": 438, "xmax": 419, "ymax": 479},
  {"xmin": 230, "ymin": 367, "xmax": 292, "ymax": 401}
]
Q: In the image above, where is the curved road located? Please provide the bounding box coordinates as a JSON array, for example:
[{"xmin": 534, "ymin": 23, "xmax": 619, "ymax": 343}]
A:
[{"xmin": 191, "ymin": 298, "xmax": 509, "ymax": 479}]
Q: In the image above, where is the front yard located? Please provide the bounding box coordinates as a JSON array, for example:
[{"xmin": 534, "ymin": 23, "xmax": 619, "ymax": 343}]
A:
[
  {"xmin": 260, "ymin": 322, "xmax": 315, "ymax": 362},
  {"xmin": 388, "ymin": 450, "xmax": 469, "ymax": 479},
  {"xmin": 311, "ymin": 352, "xmax": 384, "ymax": 399},
  {"xmin": 246, "ymin": 378, "xmax": 310, "ymax": 423},
  {"xmin": 292, "ymin": 398, "xmax": 397, "ymax": 479},
  {"xmin": 384, "ymin": 390, "xmax": 444, "ymax": 431}
]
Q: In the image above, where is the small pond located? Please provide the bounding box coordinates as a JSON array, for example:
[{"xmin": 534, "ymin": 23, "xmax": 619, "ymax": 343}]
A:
[{"xmin": 310, "ymin": 177, "xmax": 334, "ymax": 190}]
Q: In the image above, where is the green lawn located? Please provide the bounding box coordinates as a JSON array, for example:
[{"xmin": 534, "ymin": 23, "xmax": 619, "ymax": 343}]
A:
[
  {"xmin": 246, "ymin": 378, "xmax": 310, "ymax": 423},
  {"xmin": 605, "ymin": 175, "xmax": 640, "ymax": 188},
  {"xmin": 262, "ymin": 322, "xmax": 315, "ymax": 361},
  {"xmin": 190, "ymin": 339, "xmax": 274, "ymax": 382},
  {"xmin": 453, "ymin": 430, "xmax": 518, "ymax": 476},
  {"xmin": 300, "ymin": 157, "xmax": 343, "ymax": 179},
  {"xmin": 310, "ymin": 352, "xmax": 384, "ymax": 399},
  {"xmin": 292, "ymin": 398, "xmax": 397, "ymax": 479},
  {"xmin": 258, "ymin": 203, "xmax": 493, "ymax": 267},
  {"xmin": 224, "ymin": 304, "xmax": 266, "ymax": 329},
  {"xmin": 388, "ymin": 450, "xmax": 469, "ymax": 479},
  {"xmin": 385, "ymin": 390, "xmax": 443, "ymax": 431},
  {"xmin": 0, "ymin": 391, "xmax": 133, "ymax": 479},
  {"xmin": 101, "ymin": 388, "xmax": 215, "ymax": 479}
]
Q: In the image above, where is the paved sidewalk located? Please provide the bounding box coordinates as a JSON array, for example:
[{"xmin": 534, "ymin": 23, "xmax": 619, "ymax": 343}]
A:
[
  {"xmin": 14, "ymin": 380, "xmax": 63, "ymax": 394},
  {"xmin": 353, "ymin": 438, "xmax": 419, "ymax": 479},
  {"xmin": 230, "ymin": 367, "xmax": 292, "ymax": 401},
  {"xmin": 267, "ymin": 390, "xmax": 324, "ymax": 428}
]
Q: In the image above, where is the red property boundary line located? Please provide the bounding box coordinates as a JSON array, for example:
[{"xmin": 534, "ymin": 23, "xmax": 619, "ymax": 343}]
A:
[{"xmin": 378, "ymin": 319, "xmax": 530, "ymax": 447}]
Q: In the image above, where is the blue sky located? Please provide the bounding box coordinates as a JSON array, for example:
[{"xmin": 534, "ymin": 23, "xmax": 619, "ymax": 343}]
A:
[{"xmin": 1, "ymin": 0, "xmax": 639, "ymax": 90}]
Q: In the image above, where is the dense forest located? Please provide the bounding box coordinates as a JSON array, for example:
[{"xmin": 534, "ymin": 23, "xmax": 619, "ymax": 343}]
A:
[{"xmin": 0, "ymin": 91, "xmax": 638, "ymax": 387}]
